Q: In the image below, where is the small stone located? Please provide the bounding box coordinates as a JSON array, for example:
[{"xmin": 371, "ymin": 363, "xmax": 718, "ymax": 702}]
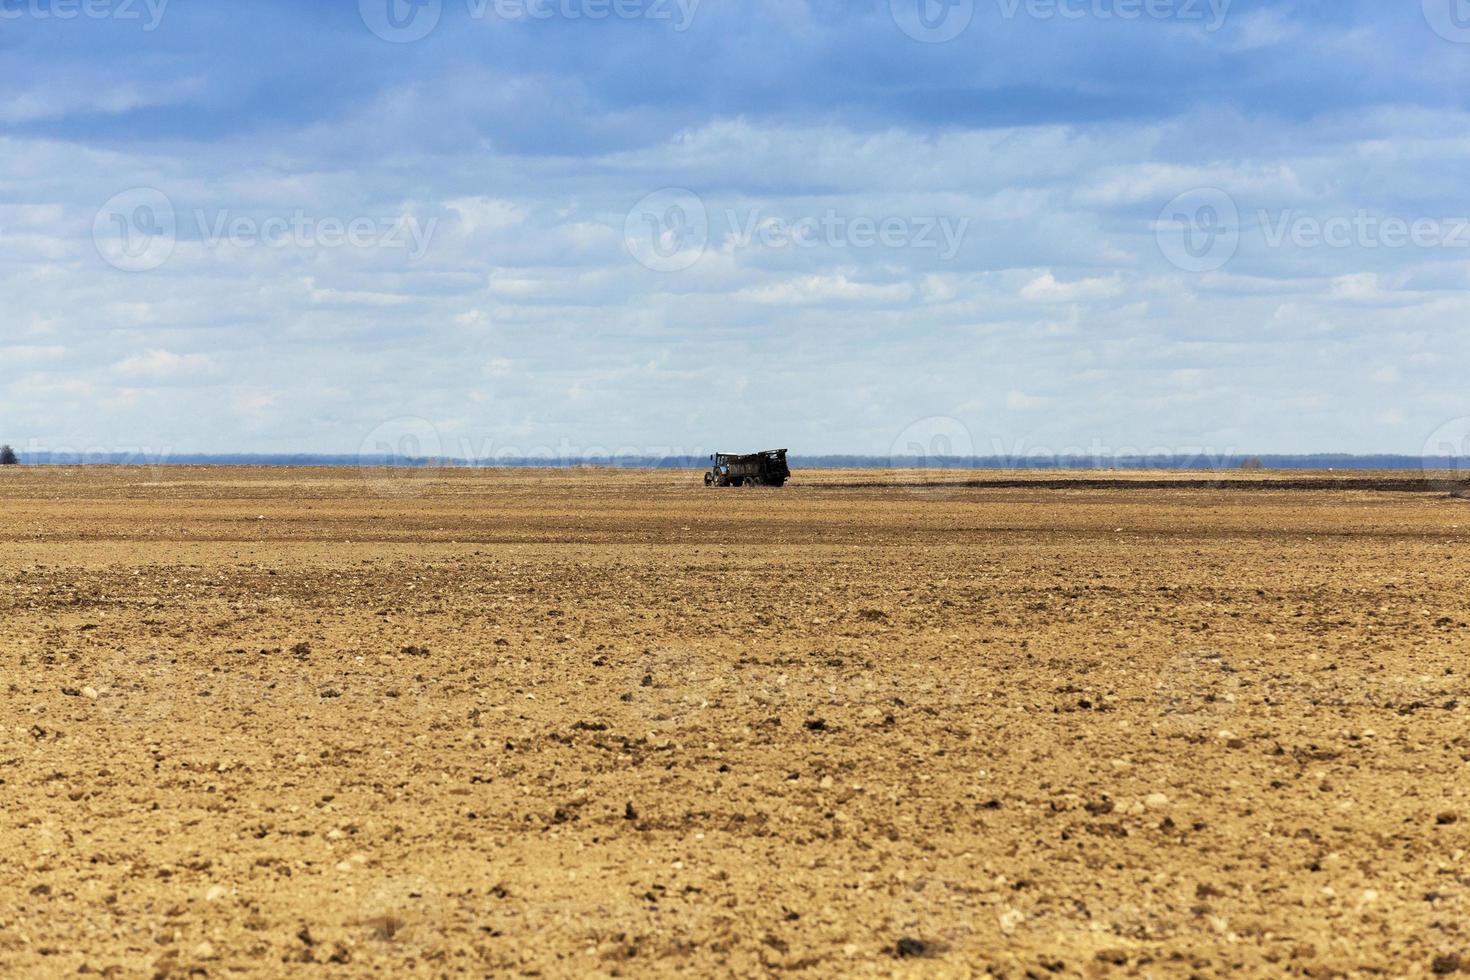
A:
[
  {"xmin": 193, "ymin": 941, "xmax": 215, "ymax": 960},
  {"xmin": 894, "ymin": 937, "xmax": 934, "ymax": 959},
  {"xmin": 1145, "ymin": 792, "xmax": 1171, "ymax": 809},
  {"xmin": 1432, "ymin": 953, "xmax": 1462, "ymax": 975},
  {"xmin": 81, "ymin": 687, "xmax": 99, "ymax": 700},
  {"xmin": 204, "ymin": 885, "xmax": 228, "ymax": 902}
]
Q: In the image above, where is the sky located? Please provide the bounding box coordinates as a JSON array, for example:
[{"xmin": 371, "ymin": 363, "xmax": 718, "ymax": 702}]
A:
[{"xmin": 2, "ymin": 0, "xmax": 1469, "ymax": 461}]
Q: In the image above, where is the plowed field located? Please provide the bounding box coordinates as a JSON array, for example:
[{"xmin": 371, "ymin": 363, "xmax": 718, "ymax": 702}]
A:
[{"xmin": 2, "ymin": 466, "xmax": 1467, "ymax": 977}]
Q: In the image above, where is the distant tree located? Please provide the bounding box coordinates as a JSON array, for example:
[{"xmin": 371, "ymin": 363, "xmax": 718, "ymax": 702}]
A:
[
  {"xmin": 0, "ymin": 445, "xmax": 17, "ymax": 466},
  {"xmin": 1240, "ymin": 457, "xmax": 1265, "ymax": 471}
]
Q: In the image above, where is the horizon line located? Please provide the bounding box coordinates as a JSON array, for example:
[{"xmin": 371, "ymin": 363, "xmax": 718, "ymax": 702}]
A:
[{"xmin": 4, "ymin": 451, "xmax": 1468, "ymax": 472}]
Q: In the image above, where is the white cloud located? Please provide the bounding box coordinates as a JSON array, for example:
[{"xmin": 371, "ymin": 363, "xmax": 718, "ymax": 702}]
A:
[
  {"xmin": 4, "ymin": 96, "xmax": 1470, "ymax": 454},
  {"xmin": 735, "ymin": 273, "xmax": 913, "ymax": 305},
  {"xmin": 1006, "ymin": 390, "xmax": 1050, "ymax": 411},
  {"xmin": 112, "ymin": 350, "xmax": 215, "ymax": 382},
  {"xmin": 446, "ymin": 197, "xmax": 527, "ymax": 235},
  {"xmin": 1021, "ymin": 272, "xmax": 1124, "ymax": 303},
  {"xmin": 1, "ymin": 345, "xmax": 67, "ymax": 366}
]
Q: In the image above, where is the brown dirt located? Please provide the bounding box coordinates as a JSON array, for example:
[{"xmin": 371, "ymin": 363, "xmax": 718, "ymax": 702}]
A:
[{"xmin": 1, "ymin": 466, "xmax": 1467, "ymax": 978}]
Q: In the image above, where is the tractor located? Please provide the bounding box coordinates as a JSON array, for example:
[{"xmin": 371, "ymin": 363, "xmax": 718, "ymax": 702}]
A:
[{"xmin": 705, "ymin": 449, "xmax": 790, "ymax": 487}]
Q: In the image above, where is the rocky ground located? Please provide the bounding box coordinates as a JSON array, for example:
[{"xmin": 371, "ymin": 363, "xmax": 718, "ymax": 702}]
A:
[{"xmin": 0, "ymin": 466, "xmax": 1467, "ymax": 977}]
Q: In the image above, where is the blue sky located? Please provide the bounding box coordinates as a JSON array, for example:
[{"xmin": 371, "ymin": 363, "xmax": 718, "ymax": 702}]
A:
[{"xmin": 3, "ymin": 0, "xmax": 1469, "ymax": 459}]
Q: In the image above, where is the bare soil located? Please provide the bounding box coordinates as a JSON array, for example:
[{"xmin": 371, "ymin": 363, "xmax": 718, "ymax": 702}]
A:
[{"xmin": 1, "ymin": 466, "xmax": 1467, "ymax": 977}]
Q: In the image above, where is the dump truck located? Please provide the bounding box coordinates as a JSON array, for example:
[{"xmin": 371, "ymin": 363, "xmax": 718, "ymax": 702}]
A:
[{"xmin": 705, "ymin": 449, "xmax": 790, "ymax": 487}]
